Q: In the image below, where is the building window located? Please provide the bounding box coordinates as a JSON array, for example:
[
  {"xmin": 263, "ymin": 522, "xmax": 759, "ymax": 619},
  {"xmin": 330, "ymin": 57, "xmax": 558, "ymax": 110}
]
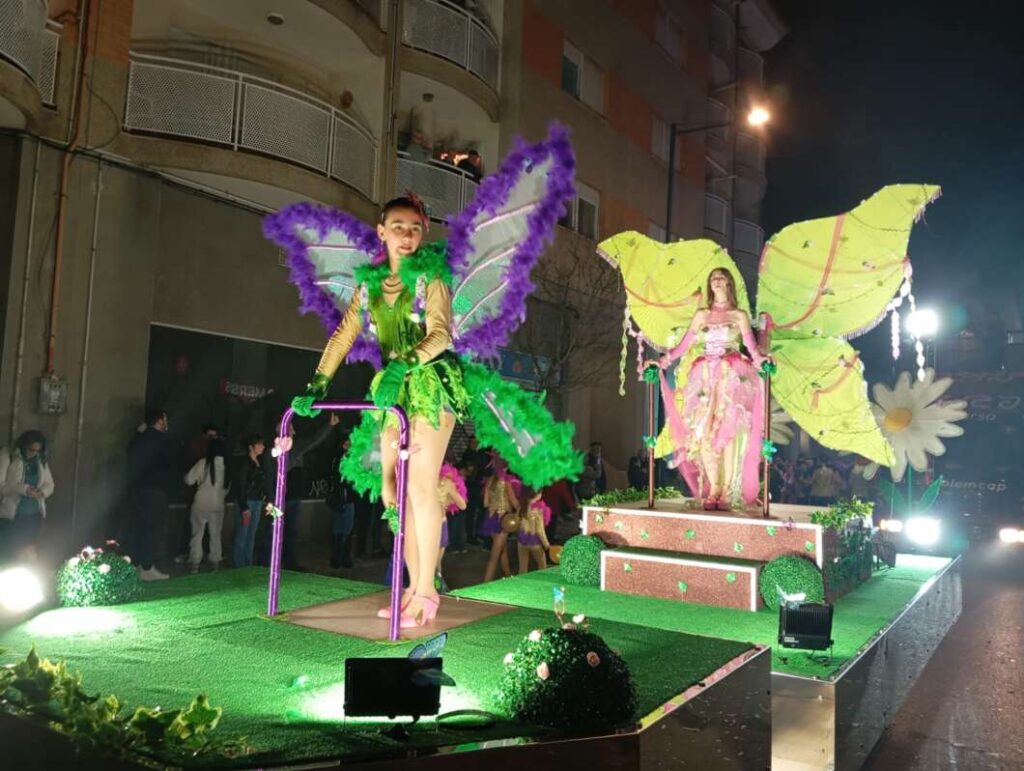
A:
[
  {"xmin": 656, "ymin": 5, "xmax": 685, "ymax": 64},
  {"xmin": 562, "ymin": 41, "xmax": 582, "ymax": 98},
  {"xmin": 652, "ymin": 115, "xmax": 670, "ymax": 161},
  {"xmin": 563, "ymin": 40, "xmax": 604, "ymax": 114},
  {"xmin": 559, "ymin": 181, "xmax": 601, "ymax": 240}
]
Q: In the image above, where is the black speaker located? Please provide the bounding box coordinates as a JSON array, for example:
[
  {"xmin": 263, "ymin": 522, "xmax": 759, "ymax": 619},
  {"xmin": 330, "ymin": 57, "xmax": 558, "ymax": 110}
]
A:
[
  {"xmin": 344, "ymin": 657, "xmax": 442, "ymax": 719},
  {"xmin": 778, "ymin": 603, "xmax": 834, "ymax": 650}
]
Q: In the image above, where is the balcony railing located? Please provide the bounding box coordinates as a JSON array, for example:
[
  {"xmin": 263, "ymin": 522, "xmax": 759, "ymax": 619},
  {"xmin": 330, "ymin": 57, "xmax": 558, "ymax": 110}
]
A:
[
  {"xmin": 402, "ymin": 0, "xmax": 500, "ymax": 92},
  {"xmin": 706, "ymin": 97, "xmax": 731, "ymax": 147},
  {"xmin": 736, "ymin": 132, "xmax": 765, "ymax": 174},
  {"xmin": 738, "ymin": 47, "xmax": 763, "ymax": 86},
  {"xmin": 709, "ymin": 4, "xmax": 734, "ymax": 60},
  {"xmin": 0, "ymin": 0, "xmax": 58, "ymax": 106},
  {"xmin": 705, "ymin": 193, "xmax": 730, "ymax": 236},
  {"xmin": 124, "ymin": 53, "xmax": 378, "ymax": 200},
  {"xmin": 733, "ymin": 219, "xmax": 764, "ymax": 257},
  {"xmin": 396, "ymin": 152, "xmax": 479, "ymax": 223}
]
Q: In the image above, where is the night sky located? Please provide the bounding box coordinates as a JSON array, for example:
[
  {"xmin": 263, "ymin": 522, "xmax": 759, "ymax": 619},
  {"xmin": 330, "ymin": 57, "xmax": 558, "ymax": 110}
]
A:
[{"xmin": 763, "ymin": 0, "xmax": 1024, "ymax": 370}]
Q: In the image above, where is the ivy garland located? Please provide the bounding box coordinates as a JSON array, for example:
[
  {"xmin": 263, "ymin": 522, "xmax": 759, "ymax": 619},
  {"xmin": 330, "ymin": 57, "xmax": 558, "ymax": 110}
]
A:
[
  {"xmin": 0, "ymin": 647, "xmax": 248, "ymax": 761},
  {"xmin": 583, "ymin": 486, "xmax": 679, "ymax": 508}
]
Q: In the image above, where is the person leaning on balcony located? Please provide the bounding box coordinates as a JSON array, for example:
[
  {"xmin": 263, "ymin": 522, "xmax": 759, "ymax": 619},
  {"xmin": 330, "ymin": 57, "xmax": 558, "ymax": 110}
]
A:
[{"xmin": 407, "ymin": 131, "xmax": 432, "ymax": 163}]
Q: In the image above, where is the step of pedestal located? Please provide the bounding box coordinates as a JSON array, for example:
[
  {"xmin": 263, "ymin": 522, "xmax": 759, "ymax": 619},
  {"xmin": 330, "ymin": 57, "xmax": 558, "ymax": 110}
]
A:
[
  {"xmin": 583, "ymin": 504, "xmax": 827, "ymax": 568},
  {"xmin": 600, "ymin": 548, "xmax": 763, "ymax": 611}
]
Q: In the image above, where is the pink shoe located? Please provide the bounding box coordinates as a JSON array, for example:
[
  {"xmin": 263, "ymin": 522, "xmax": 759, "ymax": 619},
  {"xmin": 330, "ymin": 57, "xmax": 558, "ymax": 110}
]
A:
[
  {"xmin": 400, "ymin": 594, "xmax": 440, "ymax": 629},
  {"xmin": 377, "ymin": 593, "xmax": 412, "ymax": 619}
]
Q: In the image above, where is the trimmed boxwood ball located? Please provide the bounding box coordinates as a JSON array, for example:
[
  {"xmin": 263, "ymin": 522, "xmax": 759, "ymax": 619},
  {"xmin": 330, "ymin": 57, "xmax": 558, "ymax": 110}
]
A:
[
  {"xmin": 759, "ymin": 555, "xmax": 825, "ymax": 610},
  {"xmin": 57, "ymin": 549, "xmax": 142, "ymax": 607},
  {"xmin": 559, "ymin": 535, "xmax": 607, "ymax": 586},
  {"xmin": 497, "ymin": 627, "xmax": 637, "ymax": 732}
]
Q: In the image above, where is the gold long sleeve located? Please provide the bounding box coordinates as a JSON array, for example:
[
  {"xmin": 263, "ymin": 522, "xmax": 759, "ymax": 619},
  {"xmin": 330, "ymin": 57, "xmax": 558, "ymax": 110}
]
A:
[
  {"xmin": 315, "ymin": 294, "xmax": 363, "ymax": 378},
  {"xmin": 412, "ymin": 279, "xmax": 453, "ymax": 364}
]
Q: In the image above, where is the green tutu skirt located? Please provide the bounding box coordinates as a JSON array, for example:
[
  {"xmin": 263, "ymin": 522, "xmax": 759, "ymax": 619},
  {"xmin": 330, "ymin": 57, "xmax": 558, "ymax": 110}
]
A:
[{"xmin": 340, "ymin": 356, "xmax": 582, "ymax": 501}]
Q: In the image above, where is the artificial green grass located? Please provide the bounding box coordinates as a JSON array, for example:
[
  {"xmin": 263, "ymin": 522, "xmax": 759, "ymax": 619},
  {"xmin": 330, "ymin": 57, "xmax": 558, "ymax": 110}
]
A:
[
  {"xmin": 0, "ymin": 569, "xmax": 752, "ymax": 768},
  {"xmin": 454, "ymin": 553, "xmax": 952, "ymax": 679}
]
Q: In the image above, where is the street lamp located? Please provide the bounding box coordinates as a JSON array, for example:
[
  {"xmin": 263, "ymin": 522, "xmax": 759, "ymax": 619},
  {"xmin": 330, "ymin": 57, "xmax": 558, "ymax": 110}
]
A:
[
  {"xmin": 664, "ymin": 105, "xmax": 770, "ymax": 239},
  {"xmin": 906, "ymin": 308, "xmax": 939, "ymax": 338}
]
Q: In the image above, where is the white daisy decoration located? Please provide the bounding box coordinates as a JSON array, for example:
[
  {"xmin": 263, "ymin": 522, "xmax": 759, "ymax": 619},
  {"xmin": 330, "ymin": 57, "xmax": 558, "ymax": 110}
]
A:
[
  {"xmin": 861, "ymin": 368, "xmax": 967, "ymax": 482},
  {"xmin": 769, "ymin": 399, "xmax": 795, "ymax": 446}
]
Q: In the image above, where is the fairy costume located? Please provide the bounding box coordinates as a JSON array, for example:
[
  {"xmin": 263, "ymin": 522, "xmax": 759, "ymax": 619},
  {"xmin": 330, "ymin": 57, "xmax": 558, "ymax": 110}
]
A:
[
  {"xmin": 599, "ymin": 184, "xmax": 942, "ymax": 503},
  {"xmin": 481, "ymin": 467, "xmax": 522, "ymax": 537},
  {"xmin": 264, "ymin": 126, "xmax": 583, "ymax": 499},
  {"xmin": 437, "ymin": 462, "xmax": 467, "ymax": 548},
  {"xmin": 658, "ymin": 308, "xmax": 765, "ymax": 505},
  {"xmin": 517, "ymin": 499, "xmax": 551, "ymax": 549}
]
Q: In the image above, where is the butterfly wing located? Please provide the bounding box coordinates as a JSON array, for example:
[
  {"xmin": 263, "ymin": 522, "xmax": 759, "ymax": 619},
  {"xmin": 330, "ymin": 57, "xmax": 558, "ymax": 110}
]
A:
[
  {"xmin": 597, "ymin": 233, "xmax": 751, "ymax": 350},
  {"xmin": 771, "ymin": 336, "xmax": 895, "ymax": 466},
  {"xmin": 757, "ymin": 184, "xmax": 941, "ymax": 340},
  {"xmin": 447, "ymin": 124, "xmax": 576, "ymax": 361},
  {"xmin": 263, "ymin": 203, "xmax": 381, "ymax": 366},
  {"xmin": 408, "ymin": 632, "xmax": 448, "ymax": 661}
]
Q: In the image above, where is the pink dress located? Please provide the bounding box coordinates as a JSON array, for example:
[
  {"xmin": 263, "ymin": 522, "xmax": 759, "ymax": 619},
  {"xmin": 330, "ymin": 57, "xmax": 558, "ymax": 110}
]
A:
[{"xmin": 660, "ymin": 312, "xmax": 765, "ymax": 505}]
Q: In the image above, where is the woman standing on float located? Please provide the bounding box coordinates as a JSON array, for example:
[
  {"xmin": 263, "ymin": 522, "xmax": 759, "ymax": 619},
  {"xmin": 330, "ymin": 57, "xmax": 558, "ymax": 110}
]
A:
[
  {"xmin": 649, "ymin": 268, "xmax": 767, "ymax": 510},
  {"xmin": 292, "ymin": 195, "xmax": 465, "ymax": 628}
]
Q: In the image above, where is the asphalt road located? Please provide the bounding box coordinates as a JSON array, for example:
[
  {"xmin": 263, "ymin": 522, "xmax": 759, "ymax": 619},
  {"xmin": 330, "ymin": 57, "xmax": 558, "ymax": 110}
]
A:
[{"xmin": 864, "ymin": 544, "xmax": 1024, "ymax": 770}]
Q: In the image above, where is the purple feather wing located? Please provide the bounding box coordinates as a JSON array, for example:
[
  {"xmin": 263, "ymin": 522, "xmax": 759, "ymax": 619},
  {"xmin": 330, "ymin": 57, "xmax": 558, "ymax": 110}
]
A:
[
  {"xmin": 447, "ymin": 124, "xmax": 576, "ymax": 361},
  {"xmin": 263, "ymin": 202, "xmax": 383, "ymax": 368}
]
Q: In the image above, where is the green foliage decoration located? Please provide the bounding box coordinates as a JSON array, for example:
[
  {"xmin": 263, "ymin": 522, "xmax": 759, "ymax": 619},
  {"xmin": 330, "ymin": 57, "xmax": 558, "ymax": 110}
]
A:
[
  {"xmin": 583, "ymin": 486, "xmax": 679, "ymax": 507},
  {"xmin": 0, "ymin": 647, "xmax": 247, "ymax": 761},
  {"xmin": 758, "ymin": 556, "xmax": 825, "ymax": 611},
  {"xmin": 56, "ymin": 546, "xmax": 141, "ymax": 608},
  {"xmin": 559, "ymin": 535, "xmax": 607, "ymax": 587},
  {"xmin": 496, "ymin": 626, "xmax": 637, "ymax": 732}
]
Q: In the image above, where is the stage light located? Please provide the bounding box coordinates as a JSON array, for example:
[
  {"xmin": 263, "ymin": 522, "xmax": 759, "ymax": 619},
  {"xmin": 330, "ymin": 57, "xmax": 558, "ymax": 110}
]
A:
[
  {"xmin": 778, "ymin": 602, "xmax": 834, "ymax": 651},
  {"xmin": 0, "ymin": 566, "xmax": 44, "ymax": 613},
  {"xmin": 879, "ymin": 519, "xmax": 904, "ymax": 533},
  {"xmin": 906, "ymin": 308, "xmax": 939, "ymax": 338},
  {"xmin": 905, "ymin": 516, "xmax": 941, "ymax": 547},
  {"xmin": 747, "ymin": 106, "xmax": 770, "ymax": 127},
  {"xmin": 998, "ymin": 527, "xmax": 1023, "ymax": 544}
]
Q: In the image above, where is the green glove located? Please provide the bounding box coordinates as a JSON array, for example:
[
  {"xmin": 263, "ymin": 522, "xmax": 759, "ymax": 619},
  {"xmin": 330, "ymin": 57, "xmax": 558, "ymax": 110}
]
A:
[
  {"xmin": 292, "ymin": 372, "xmax": 331, "ymax": 418},
  {"xmin": 373, "ymin": 360, "xmax": 410, "ymax": 409}
]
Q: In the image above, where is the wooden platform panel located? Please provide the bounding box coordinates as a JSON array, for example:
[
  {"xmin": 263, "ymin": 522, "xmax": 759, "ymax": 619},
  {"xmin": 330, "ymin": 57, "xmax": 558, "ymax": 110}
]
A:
[{"xmin": 285, "ymin": 591, "xmax": 516, "ymax": 641}]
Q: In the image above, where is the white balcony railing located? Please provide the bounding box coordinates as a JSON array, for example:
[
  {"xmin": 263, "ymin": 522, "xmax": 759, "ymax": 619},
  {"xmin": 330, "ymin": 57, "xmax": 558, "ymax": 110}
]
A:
[
  {"xmin": 124, "ymin": 54, "xmax": 378, "ymax": 200},
  {"xmin": 733, "ymin": 219, "xmax": 764, "ymax": 257},
  {"xmin": 709, "ymin": 4, "xmax": 734, "ymax": 60},
  {"xmin": 396, "ymin": 153, "xmax": 479, "ymax": 223},
  {"xmin": 403, "ymin": 0, "xmax": 500, "ymax": 92},
  {"xmin": 705, "ymin": 193, "xmax": 730, "ymax": 236},
  {"xmin": 0, "ymin": 0, "xmax": 58, "ymax": 105},
  {"xmin": 706, "ymin": 97, "xmax": 731, "ymax": 146},
  {"xmin": 736, "ymin": 132, "xmax": 765, "ymax": 174}
]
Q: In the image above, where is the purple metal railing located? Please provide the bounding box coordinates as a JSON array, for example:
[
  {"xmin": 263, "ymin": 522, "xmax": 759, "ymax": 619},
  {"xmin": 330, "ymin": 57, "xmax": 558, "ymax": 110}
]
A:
[{"xmin": 266, "ymin": 402, "xmax": 411, "ymax": 641}]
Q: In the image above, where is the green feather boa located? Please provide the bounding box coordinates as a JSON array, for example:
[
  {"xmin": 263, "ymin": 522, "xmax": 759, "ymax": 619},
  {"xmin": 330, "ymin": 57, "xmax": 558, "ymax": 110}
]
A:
[
  {"xmin": 354, "ymin": 240, "xmax": 453, "ymax": 300},
  {"xmin": 461, "ymin": 360, "xmax": 583, "ymax": 488}
]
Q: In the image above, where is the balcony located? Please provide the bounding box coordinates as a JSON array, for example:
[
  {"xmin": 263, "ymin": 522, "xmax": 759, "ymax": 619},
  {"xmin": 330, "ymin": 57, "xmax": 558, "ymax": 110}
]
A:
[
  {"xmin": 403, "ymin": 0, "xmax": 500, "ymax": 93},
  {"xmin": 704, "ymin": 193, "xmax": 731, "ymax": 237},
  {"xmin": 708, "ymin": 3, "xmax": 734, "ymax": 87},
  {"xmin": 123, "ymin": 53, "xmax": 378, "ymax": 200},
  {"xmin": 733, "ymin": 219, "xmax": 764, "ymax": 265},
  {"xmin": 0, "ymin": 0, "xmax": 59, "ymax": 121},
  {"xmin": 396, "ymin": 152, "xmax": 479, "ymax": 223},
  {"xmin": 735, "ymin": 131, "xmax": 767, "ymax": 206},
  {"xmin": 738, "ymin": 48, "xmax": 764, "ymax": 87},
  {"xmin": 705, "ymin": 97, "xmax": 731, "ymax": 167}
]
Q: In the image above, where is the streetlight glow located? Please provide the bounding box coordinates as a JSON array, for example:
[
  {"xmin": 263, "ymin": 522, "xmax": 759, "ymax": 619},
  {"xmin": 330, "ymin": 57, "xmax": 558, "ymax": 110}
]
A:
[
  {"xmin": 747, "ymin": 106, "xmax": 770, "ymax": 127},
  {"xmin": 906, "ymin": 308, "xmax": 939, "ymax": 338}
]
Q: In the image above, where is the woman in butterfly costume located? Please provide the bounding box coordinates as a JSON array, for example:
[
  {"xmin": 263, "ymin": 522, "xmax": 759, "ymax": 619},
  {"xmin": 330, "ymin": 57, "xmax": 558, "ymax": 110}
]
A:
[
  {"xmin": 265, "ymin": 126, "xmax": 582, "ymax": 628},
  {"xmin": 600, "ymin": 184, "xmax": 941, "ymax": 511}
]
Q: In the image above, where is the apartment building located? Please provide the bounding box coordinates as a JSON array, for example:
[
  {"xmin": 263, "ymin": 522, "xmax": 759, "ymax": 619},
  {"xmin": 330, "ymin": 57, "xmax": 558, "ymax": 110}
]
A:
[{"xmin": 0, "ymin": 0, "xmax": 783, "ymax": 547}]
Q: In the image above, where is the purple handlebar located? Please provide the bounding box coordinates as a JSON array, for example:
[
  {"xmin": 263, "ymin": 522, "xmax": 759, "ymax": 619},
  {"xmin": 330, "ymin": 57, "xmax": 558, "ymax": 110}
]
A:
[{"xmin": 266, "ymin": 402, "xmax": 411, "ymax": 642}]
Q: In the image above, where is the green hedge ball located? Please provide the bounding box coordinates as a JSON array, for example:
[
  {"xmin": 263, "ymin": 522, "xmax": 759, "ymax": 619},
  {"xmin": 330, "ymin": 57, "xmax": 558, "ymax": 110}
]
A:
[
  {"xmin": 758, "ymin": 555, "xmax": 825, "ymax": 610},
  {"xmin": 56, "ymin": 552, "xmax": 142, "ymax": 608},
  {"xmin": 497, "ymin": 627, "xmax": 637, "ymax": 732},
  {"xmin": 559, "ymin": 535, "xmax": 607, "ymax": 586}
]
